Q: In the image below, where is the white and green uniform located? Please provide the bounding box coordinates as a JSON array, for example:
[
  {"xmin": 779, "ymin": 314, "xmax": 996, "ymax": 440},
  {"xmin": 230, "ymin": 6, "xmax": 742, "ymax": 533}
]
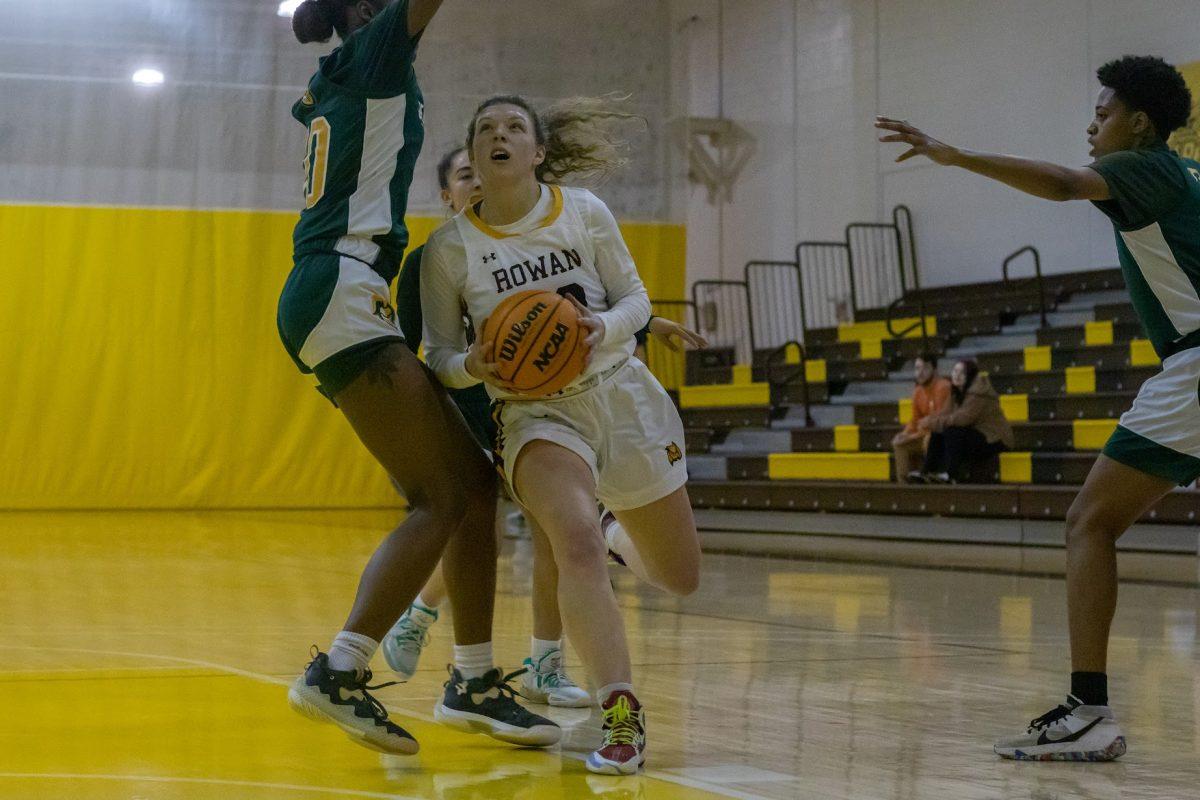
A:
[
  {"xmin": 277, "ymin": 0, "xmax": 425, "ymax": 397},
  {"xmin": 1090, "ymin": 142, "xmax": 1200, "ymax": 483}
]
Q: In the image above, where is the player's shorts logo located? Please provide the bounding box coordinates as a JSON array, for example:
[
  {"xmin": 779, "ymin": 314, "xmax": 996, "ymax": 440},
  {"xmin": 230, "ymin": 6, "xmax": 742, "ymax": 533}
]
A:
[
  {"xmin": 301, "ymin": 89, "xmax": 315, "ymax": 106},
  {"xmin": 372, "ymin": 295, "xmax": 397, "ymax": 327},
  {"xmin": 665, "ymin": 442, "xmax": 683, "ymax": 465}
]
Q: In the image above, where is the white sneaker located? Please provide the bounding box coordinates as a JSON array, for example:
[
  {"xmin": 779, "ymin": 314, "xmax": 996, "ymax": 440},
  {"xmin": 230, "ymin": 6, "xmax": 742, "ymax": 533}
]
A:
[
  {"xmin": 505, "ymin": 510, "xmax": 530, "ymax": 540},
  {"xmin": 381, "ymin": 604, "xmax": 436, "ymax": 680},
  {"xmin": 520, "ymin": 650, "xmax": 592, "ymax": 708},
  {"xmin": 599, "ymin": 510, "xmax": 627, "ymax": 567},
  {"xmin": 994, "ymin": 695, "xmax": 1126, "ymax": 761}
]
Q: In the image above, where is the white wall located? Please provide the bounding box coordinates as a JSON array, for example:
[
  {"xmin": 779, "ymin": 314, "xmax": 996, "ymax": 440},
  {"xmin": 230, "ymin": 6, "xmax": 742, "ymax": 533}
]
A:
[{"xmin": 677, "ymin": 0, "xmax": 1200, "ymax": 291}]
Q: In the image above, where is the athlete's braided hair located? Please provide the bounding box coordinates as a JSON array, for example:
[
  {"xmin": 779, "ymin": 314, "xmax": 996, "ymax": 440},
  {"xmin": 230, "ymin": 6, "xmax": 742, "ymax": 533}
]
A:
[
  {"xmin": 466, "ymin": 94, "xmax": 644, "ymax": 185},
  {"xmin": 1097, "ymin": 56, "xmax": 1192, "ymax": 141},
  {"xmin": 293, "ymin": 0, "xmax": 384, "ymax": 44}
]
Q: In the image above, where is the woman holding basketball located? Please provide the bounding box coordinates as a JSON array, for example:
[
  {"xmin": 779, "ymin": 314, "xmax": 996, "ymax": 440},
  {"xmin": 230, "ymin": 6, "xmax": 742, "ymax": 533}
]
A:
[
  {"xmin": 422, "ymin": 96, "xmax": 702, "ymax": 774},
  {"xmin": 276, "ymin": 1, "xmax": 558, "ymax": 755},
  {"xmin": 383, "ymin": 145, "xmax": 591, "ymax": 709},
  {"xmin": 384, "ymin": 146, "xmax": 708, "ymax": 707}
]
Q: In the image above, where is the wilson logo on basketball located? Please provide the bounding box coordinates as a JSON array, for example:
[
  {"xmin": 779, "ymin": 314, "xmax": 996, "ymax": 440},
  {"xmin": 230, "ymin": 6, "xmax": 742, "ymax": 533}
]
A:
[
  {"xmin": 481, "ymin": 289, "xmax": 587, "ymax": 397},
  {"xmin": 496, "ymin": 302, "xmax": 549, "ymax": 362}
]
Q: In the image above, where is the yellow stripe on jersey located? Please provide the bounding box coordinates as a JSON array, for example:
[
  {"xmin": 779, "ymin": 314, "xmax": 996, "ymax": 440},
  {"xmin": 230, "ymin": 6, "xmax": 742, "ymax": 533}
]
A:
[{"xmin": 464, "ymin": 184, "xmax": 564, "ymax": 240}]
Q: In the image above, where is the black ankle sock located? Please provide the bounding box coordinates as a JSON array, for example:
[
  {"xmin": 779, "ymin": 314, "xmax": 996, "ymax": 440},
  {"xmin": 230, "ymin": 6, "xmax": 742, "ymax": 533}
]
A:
[{"xmin": 1070, "ymin": 671, "xmax": 1108, "ymax": 706}]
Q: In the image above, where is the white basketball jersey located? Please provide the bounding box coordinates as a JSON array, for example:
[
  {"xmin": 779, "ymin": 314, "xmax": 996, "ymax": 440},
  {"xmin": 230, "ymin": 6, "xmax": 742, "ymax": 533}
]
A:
[{"xmin": 451, "ymin": 184, "xmax": 635, "ymax": 378}]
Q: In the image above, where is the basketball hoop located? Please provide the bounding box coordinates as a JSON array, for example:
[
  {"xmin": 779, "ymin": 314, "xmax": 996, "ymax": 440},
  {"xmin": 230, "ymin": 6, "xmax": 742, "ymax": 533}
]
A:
[{"xmin": 674, "ymin": 116, "xmax": 756, "ymax": 204}]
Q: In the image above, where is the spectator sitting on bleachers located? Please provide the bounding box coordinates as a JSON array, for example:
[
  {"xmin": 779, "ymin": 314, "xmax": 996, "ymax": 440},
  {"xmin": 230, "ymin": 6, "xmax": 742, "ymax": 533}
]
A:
[
  {"xmin": 892, "ymin": 353, "xmax": 952, "ymax": 483},
  {"xmin": 916, "ymin": 358, "xmax": 1014, "ymax": 483}
]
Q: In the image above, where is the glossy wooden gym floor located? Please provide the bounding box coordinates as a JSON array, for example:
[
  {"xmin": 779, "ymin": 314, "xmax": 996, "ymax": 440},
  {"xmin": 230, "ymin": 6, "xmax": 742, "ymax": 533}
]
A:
[{"xmin": 2, "ymin": 509, "xmax": 1198, "ymax": 799}]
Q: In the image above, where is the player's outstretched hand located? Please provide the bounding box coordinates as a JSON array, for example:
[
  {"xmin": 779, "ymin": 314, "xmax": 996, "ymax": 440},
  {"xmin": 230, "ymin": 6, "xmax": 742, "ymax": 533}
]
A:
[
  {"xmin": 875, "ymin": 117, "xmax": 959, "ymax": 165},
  {"xmin": 649, "ymin": 317, "xmax": 708, "ymax": 352},
  {"xmin": 566, "ymin": 295, "xmax": 604, "ymax": 367},
  {"xmin": 465, "ymin": 332, "xmax": 519, "ymax": 391}
]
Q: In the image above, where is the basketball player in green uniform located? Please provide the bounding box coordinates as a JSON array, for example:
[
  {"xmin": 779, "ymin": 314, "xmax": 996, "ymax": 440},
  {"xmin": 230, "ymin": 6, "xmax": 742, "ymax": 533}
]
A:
[
  {"xmin": 878, "ymin": 55, "xmax": 1195, "ymax": 761},
  {"xmin": 276, "ymin": 0, "xmax": 558, "ymax": 755}
]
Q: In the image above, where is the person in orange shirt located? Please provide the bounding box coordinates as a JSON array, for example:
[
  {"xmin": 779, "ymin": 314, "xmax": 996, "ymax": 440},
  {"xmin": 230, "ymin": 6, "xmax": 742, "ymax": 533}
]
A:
[{"xmin": 891, "ymin": 353, "xmax": 951, "ymax": 481}]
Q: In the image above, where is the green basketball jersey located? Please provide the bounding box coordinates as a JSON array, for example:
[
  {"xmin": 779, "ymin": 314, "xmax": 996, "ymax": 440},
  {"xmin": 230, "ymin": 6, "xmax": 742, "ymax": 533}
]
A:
[
  {"xmin": 291, "ymin": 0, "xmax": 425, "ymax": 282},
  {"xmin": 1091, "ymin": 142, "xmax": 1200, "ymax": 358}
]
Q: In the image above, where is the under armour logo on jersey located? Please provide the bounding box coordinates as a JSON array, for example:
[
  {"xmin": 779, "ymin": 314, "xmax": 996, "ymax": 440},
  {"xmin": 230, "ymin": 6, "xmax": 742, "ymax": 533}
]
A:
[{"xmin": 482, "ymin": 252, "xmax": 498, "ymax": 264}]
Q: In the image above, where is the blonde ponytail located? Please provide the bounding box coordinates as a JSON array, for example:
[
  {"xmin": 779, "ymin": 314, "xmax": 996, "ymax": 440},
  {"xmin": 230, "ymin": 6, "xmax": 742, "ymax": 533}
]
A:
[{"xmin": 539, "ymin": 94, "xmax": 643, "ymax": 185}]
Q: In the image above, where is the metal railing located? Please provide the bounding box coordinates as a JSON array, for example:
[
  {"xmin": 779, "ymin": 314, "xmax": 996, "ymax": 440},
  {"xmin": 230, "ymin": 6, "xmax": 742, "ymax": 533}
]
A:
[
  {"xmin": 885, "ymin": 210, "xmax": 930, "ymax": 349},
  {"xmin": 645, "ymin": 299, "xmax": 697, "ymax": 392},
  {"xmin": 795, "ymin": 241, "xmax": 854, "ymax": 337},
  {"xmin": 893, "ymin": 204, "xmax": 919, "ymax": 294},
  {"xmin": 764, "ymin": 340, "xmax": 814, "ymax": 427},
  {"xmin": 846, "ymin": 221, "xmax": 906, "ymax": 314},
  {"xmin": 1002, "ymin": 245, "xmax": 1048, "ymax": 329},
  {"xmin": 691, "ymin": 279, "xmax": 753, "ymax": 366},
  {"xmin": 745, "ymin": 260, "xmax": 804, "ymax": 352}
]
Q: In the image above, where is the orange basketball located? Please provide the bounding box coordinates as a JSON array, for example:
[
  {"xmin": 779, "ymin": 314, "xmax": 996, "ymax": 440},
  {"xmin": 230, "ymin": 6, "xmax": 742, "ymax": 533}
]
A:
[{"xmin": 481, "ymin": 289, "xmax": 587, "ymax": 397}]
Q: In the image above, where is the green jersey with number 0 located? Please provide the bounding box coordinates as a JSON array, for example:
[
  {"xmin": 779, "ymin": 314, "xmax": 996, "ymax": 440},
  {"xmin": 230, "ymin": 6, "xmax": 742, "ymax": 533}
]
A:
[
  {"xmin": 291, "ymin": 0, "xmax": 425, "ymax": 282},
  {"xmin": 1090, "ymin": 142, "xmax": 1200, "ymax": 358}
]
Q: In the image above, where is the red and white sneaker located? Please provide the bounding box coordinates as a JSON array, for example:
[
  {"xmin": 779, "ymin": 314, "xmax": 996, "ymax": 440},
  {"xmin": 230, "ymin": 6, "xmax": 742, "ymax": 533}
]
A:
[{"xmin": 586, "ymin": 690, "xmax": 646, "ymax": 775}]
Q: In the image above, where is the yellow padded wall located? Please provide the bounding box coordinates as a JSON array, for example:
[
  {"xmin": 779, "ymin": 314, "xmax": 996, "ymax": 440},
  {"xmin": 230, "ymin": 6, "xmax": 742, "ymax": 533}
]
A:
[{"xmin": 0, "ymin": 205, "xmax": 684, "ymax": 508}]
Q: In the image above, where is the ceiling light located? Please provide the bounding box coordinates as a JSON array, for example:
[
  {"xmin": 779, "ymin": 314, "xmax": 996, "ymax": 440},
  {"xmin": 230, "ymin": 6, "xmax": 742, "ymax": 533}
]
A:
[
  {"xmin": 278, "ymin": 0, "xmax": 303, "ymax": 17},
  {"xmin": 131, "ymin": 68, "xmax": 165, "ymax": 87}
]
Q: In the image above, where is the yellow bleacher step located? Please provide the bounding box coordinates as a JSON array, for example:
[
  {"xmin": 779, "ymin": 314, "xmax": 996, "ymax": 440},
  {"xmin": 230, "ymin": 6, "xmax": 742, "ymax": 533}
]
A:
[
  {"xmin": 999, "ymin": 452, "xmax": 1032, "ymax": 484},
  {"xmin": 1085, "ymin": 320, "xmax": 1114, "ymax": 346},
  {"xmin": 1073, "ymin": 419, "xmax": 1117, "ymax": 450},
  {"xmin": 1129, "ymin": 338, "xmax": 1159, "ymax": 367},
  {"xmin": 781, "ymin": 347, "xmax": 829, "ymax": 383},
  {"xmin": 1065, "ymin": 365, "xmax": 1096, "ymax": 394},
  {"xmin": 678, "ymin": 382, "xmax": 768, "ymax": 409},
  {"xmin": 898, "ymin": 397, "xmax": 913, "ymax": 425},
  {"xmin": 837, "ymin": 317, "xmax": 936, "ymax": 343},
  {"xmin": 1000, "ymin": 394, "xmax": 1029, "ymax": 422},
  {"xmin": 834, "ymin": 424, "xmax": 860, "ymax": 452},
  {"xmin": 731, "ymin": 363, "xmax": 754, "ymax": 385},
  {"xmin": 1023, "ymin": 346, "xmax": 1051, "ymax": 372},
  {"xmin": 859, "ymin": 339, "xmax": 883, "ymax": 360},
  {"xmin": 768, "ymin": 452, "xmax": 890, "ymax": 481}
]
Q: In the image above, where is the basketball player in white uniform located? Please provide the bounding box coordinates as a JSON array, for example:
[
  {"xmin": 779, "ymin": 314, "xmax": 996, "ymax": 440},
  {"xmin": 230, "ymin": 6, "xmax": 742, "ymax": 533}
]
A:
[{"xmin": 422, "ymin": 96, "xmax": 701, "ymax": 775}]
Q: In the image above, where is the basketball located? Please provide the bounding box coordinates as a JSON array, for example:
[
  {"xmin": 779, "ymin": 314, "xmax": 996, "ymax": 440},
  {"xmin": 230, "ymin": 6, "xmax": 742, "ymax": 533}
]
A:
[{"xmin": 481, "ymin": 289, "xmax": 587, "ymax": 396}]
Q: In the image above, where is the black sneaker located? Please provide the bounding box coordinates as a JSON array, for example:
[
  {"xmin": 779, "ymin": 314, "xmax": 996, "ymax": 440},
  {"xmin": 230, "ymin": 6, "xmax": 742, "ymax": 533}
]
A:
[
  {"xmin": 287, "ymin": 648, "xmax": 418, "ymax": 755},
  {"xmin": 434, "ymin": 665, "xmax": 562, "ymax": 747}
]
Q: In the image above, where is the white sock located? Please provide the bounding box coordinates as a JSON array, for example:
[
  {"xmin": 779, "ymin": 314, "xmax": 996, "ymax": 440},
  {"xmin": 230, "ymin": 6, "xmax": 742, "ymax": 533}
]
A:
[
  {"xmin": 530, "ymin": 637, "xmax": 561, "ymax": 671},
  {"xmin": 327, "ymin": 630, "xmax": 378, "ymax": 674},
  {"xmin": 604, "ymin": 517, "xmax": 661, "ymax": 590},
  {"xmin": 597, "ymin": 681, "xmax": 635, "ymax": 706},
  {"xmin": 453, "ymin": 641, "xmax": 494, "ymax": 680}
]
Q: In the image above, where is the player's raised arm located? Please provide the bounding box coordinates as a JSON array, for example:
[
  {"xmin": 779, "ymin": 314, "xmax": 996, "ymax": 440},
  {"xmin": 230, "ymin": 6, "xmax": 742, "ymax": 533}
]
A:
[{"xmin": 875, "ymin": 116, "xmax": 1111, "ymax": 202}]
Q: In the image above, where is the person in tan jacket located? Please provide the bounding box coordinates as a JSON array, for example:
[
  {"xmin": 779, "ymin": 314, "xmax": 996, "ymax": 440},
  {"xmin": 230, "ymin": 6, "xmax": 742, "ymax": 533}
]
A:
[
  {"xmin": 916, "ymin": 358, "xmax": 1014, "ymax": 483},
  {"xmin": 892, "ymin": 354, "xmax": 952, "ymax": 482}
]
